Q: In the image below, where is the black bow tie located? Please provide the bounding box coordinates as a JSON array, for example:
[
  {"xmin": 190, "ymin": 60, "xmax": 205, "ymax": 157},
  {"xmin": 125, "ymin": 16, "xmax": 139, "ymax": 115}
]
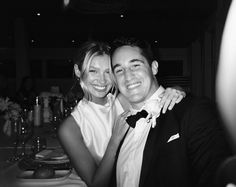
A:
[{"xmin": 126, "ymin": 110, "xmax": 148, "ymax": 128}]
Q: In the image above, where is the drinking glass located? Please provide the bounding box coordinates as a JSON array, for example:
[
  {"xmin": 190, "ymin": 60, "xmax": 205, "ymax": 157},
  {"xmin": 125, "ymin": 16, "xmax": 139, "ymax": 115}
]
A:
[
  {"xmin": 31, "ymin": 136, "xmax": 47, "ymax": 155},
  {"xmin": 7, "ymin": 119, "xmax": 20, "ymax": 162},
  {"xmin": 51, "ymin": 114, "xmax": 61, "ymax": 137},
  {"xmin": 18, "ymin": 117, "xmax": 33, "ymax": 157}
]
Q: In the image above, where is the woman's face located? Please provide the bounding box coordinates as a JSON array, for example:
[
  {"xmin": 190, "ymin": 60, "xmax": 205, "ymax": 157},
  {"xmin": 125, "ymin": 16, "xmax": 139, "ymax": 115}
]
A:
[{"xmin": 85, "ymin": 54, "xmax": 113, "ymax": 104}]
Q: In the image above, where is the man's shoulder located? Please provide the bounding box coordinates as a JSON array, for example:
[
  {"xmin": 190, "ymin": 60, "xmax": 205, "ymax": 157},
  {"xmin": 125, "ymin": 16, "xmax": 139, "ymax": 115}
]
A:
[
  {"xmin": 179, "ymin": 94, "xmax": 215, "ymax": 108},
  {"xmin": 172, "ymin": 93, "xmax": 217, "ymax": 119}
]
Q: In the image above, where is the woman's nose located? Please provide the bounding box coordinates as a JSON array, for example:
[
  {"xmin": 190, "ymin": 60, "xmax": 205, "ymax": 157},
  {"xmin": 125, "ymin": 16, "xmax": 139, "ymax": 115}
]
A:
[{"xmin": 99, "ymin": 73, "xmax": 107, "ymax": 83}]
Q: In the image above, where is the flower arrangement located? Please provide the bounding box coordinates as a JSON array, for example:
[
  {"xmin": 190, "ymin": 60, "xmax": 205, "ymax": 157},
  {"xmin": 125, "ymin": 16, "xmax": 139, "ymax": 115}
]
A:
[
  {"xmin": 0, "ymin": 97, "xmax": 22, "ymax": 121},
  {"xmin": 0, "ymin": 97, "xmax": 22, "ymax": 136}
]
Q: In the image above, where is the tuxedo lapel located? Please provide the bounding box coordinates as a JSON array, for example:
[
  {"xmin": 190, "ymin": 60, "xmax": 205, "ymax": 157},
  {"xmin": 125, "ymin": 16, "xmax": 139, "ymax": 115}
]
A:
[
  {"xmin": 138, "ymin": 101, "xmax": 189, "ymax": 187},
  {"xmin": 139, "ymin": 115, "xmax": 165, "ymax": 187}
]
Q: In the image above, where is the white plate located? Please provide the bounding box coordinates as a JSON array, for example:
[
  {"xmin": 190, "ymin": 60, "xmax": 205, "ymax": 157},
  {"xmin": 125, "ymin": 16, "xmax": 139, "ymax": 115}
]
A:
[
  {"xmin": 34, "ymin": 158, "xmax": 70, "ymax": 164},
  {"xmin": 35, "ymin": 149, "xmax": 68, "ymax": 160},
  {"xmin": 17, "ymin": 170, "xmax": 71, "ymax": 182}
]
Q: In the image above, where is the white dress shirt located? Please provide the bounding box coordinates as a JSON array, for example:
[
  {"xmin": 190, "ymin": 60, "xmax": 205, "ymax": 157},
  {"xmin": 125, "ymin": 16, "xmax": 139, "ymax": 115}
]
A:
[{"xmin": 116, "ymin": 86, "xmax": 165, "ymax": 187}]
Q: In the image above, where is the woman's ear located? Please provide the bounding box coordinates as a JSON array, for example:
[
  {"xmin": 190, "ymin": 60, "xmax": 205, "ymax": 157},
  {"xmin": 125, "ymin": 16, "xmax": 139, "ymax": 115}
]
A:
[
  {"xmin": 151, "ymin": 60, "xmax": 158, "ymax": 75},
  {"xmin": 74, "ymin": 64, "xmax": 81, "ymax": 78}
]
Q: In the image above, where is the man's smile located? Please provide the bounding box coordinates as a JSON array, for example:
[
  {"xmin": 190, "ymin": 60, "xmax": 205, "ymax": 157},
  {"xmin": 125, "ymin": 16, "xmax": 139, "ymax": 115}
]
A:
[{"xmin": 126, "ymin": 81, "xmax": 141, "ymax": 90}]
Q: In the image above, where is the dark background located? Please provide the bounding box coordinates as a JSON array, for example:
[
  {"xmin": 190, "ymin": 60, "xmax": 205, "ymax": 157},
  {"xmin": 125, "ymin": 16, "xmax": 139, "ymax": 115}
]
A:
[
  {"xmin": 0, "ymin": 0, "xmax": 219, "ymax": 48},
  {"xmin": 0, "ymin": 0, "xmax": 232, "ymax": 100}
]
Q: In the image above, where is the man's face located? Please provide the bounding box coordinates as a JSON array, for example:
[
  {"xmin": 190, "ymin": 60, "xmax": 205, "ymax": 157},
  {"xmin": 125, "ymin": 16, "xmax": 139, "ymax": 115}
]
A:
[{"xmin": 112, "ymin": 46, "xmax": 158, "ymax": 109}]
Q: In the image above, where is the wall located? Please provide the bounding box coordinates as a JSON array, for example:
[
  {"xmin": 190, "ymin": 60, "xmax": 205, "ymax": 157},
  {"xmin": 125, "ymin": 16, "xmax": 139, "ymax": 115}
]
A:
[{"xmin": 189, "ymin": 0, "xmax": 231, "ymax": 100}]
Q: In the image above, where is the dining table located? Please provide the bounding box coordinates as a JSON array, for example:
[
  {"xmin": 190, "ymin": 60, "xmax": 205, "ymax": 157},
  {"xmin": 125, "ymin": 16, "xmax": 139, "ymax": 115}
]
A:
[{"xmin": 0, "ymin": 121, "xmax": 87, "ymax": 187}]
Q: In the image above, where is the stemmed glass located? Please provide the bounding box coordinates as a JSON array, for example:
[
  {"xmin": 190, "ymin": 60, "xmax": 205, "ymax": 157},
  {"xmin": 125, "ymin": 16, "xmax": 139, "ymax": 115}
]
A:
[
  {"xmin": 51, "ymin": 98, "xmax": 63, "ymax": 136},
  {"xmin": 18, "ymin": 116, "xmax": 33, "ymax": 158},
  {"xmin": 51, "ymin": 112, "xmax": 62, "ymax": 138},
  {"xmin": 7, "ymin": 119, "xmax": 20, "ymax": 162}
]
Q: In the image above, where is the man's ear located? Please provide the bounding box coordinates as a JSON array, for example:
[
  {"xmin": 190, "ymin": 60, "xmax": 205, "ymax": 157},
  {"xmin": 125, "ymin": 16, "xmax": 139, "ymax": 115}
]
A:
[
  {"xmin": 151, "ymin": 60, "xmax": 158, "ymax": 75},
  {"xmin": 74, "ymin": 64, "xmax": 81, "ymax": 78}
]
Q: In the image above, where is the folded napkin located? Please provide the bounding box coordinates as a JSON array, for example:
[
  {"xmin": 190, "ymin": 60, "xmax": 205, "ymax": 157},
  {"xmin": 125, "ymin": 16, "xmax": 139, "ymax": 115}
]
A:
[{"xmin": 35, "ymin": 149, "xmax": 68, "ymax": 160}]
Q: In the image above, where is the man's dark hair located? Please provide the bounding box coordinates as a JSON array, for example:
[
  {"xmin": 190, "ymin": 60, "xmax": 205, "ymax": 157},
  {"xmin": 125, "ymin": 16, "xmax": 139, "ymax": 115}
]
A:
[{"xmin": 111, "ymin": 37, "xmax": 155, "ymax": 65}]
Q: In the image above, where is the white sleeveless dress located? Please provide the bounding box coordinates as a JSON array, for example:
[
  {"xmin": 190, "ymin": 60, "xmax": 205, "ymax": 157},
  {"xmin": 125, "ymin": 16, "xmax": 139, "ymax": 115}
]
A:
[{"xmin": 71, "ymin": 94, "xmax": 124, "ymax": 164}]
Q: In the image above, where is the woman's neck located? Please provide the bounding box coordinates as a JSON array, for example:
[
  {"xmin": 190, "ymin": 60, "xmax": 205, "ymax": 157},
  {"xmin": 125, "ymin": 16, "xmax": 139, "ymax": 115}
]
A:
[{"xmin": 91, "ymin": 97, "xmax": 108, "ymax": 106}]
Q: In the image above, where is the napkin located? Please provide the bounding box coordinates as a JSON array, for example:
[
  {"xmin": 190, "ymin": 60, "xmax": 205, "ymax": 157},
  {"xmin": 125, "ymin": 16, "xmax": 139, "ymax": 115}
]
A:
[{"xmin": 35, "ymin": 149, "xmax": 68, "ymax": 160}]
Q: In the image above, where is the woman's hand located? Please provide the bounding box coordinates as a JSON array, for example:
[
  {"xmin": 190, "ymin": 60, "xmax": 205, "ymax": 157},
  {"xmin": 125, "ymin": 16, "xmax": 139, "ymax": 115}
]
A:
[
  {"xmin": 160, "ymin": 87, "xmax": 186, "ymax": 113},
  {"xmin": 111, "ymin": 110, "xmax": 130, "ymax": 145}
]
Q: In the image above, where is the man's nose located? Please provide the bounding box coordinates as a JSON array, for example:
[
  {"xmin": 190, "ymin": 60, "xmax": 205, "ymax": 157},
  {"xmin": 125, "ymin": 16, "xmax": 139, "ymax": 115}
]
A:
[{"xmin": 124, "ymin": 68, "xmax": 133, "ymax": 80}]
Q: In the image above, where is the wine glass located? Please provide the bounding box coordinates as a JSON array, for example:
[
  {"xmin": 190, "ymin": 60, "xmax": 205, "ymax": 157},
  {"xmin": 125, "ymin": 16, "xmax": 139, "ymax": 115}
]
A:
[
  {"xmin": 51, "ymin": 113, "xmax": 61, "ymax": 138},
  {"xmin": 18, "ymin": 117, "xmax": 33, "ymax": 158},
  {"xmin": 51, "ymin": 98, "xmax": 63, "ymax": 136},
  {"xmin": 31, "ymin": 136, "xmax": 47, "ymax": 155},
  {"xmin": 7, "ymin": 119, "xmax": 20, "ymax": 162}
]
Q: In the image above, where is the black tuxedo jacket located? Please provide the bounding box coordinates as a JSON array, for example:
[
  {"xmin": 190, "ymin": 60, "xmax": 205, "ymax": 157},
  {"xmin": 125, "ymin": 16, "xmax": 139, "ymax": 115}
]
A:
[{"xmin": 111, "ymin": 95, "xmax": 232, "ymax": 187}]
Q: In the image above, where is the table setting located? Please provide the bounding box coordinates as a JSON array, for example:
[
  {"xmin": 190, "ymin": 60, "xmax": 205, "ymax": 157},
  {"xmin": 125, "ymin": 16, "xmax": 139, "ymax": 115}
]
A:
[
  {"xmin": 0, "ymin": 147, "xmax": 86, "ymax": 187},
  {"xmin": 0, "ymin": 96, "xmax": 86, "ymax": 187},
  {"xmin": 14, "ymin": 148, "xmax": 86, "ymax": 187}
]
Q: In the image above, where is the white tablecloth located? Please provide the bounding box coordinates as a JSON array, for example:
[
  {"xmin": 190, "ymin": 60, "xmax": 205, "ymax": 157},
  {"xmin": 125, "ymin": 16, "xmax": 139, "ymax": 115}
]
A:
[
  {"xmin": 0, "ymin": 163, "xmax": 87, "ymax": 187},
  {"xmin": 16, "ymin": 170, "xmax": 87, "ymax": 187}
]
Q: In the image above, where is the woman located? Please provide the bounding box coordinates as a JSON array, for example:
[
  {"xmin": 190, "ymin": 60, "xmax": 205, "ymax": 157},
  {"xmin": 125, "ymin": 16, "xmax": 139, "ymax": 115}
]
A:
[{"xmin": 58, "ymin": 41, "xmax": 185, "ymax": 187}]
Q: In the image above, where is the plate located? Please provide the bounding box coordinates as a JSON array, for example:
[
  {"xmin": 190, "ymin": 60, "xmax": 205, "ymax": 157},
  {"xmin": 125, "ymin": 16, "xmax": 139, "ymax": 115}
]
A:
[
  {"xmin": 34, "ymin": 148, "xmax": 69, "ymax": 164},
  {"xmin": 17, "ymin": 170, "xmax": 71, "ymax": 182},
  {"xmin": 35, "ymin": 149, "xmax": 68, "ymax": 160},
  {"xmin": 34, "ymin": 158, "xmax": 70, "ymax": 164},
  {"xmin": 18, "ymin": 157, "xmax": 71, "ymax": 171}
]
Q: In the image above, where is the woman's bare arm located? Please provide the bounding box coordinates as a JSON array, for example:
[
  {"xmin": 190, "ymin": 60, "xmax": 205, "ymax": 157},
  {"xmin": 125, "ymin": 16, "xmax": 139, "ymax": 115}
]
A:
[{"xmin": 58, "ymin": 113, "xmax": 129, "ymax": 187}]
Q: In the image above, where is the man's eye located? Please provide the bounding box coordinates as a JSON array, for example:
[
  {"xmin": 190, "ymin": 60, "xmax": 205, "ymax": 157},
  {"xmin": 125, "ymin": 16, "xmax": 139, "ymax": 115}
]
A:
[
  {"xmin": 114, "ymin": 69, "xmax": 123, "ymax": 74},
  {"xmin": 133, "ymin": 64, "xmax": 140, "ymax": 68},
  {"xmin": 105, "ymin": 70, "xmax": 110, "ymax": 74},
  {"xmin": 130, "ymin": 64, "xmax": 140, "ymax": 70}
]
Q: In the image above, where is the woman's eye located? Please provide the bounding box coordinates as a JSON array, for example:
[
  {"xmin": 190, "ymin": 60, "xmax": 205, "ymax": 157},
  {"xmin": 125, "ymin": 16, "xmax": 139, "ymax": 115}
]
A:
[{"xmin": 89, "ymin": 69, "xmax": 96, "ymax": 73}]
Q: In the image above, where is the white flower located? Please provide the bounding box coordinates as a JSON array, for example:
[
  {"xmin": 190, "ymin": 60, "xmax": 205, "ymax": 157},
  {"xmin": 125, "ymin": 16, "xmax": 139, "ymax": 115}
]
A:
[
  {"xmin": 144, "ymin": 99, "xmax": 161, "ymax": 116},
  {"xmin": 144, "ymin": 99, "xmax": 162, "ymax": 128}
]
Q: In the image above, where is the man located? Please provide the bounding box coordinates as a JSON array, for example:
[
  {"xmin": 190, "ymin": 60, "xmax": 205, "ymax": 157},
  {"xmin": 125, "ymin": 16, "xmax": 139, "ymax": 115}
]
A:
[{"xmin": 110, "ymin": 37, "xmax": 232, "ymax": 187}]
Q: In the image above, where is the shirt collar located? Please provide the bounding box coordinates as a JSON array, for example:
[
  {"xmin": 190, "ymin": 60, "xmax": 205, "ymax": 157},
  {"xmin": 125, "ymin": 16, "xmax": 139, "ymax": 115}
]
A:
[
  {"xmin": 130, "ymin": 85, "xmax": 165, "ymax": 114},
  {"xmin": 147, "ymin": 85, "xmax": 165, "ymax": 102}
]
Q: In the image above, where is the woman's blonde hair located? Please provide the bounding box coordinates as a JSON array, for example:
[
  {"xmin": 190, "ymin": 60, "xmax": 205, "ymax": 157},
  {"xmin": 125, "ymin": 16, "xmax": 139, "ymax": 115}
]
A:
[{"xmin": 73, "ymin": 41, "xmax": 117, "ymax": 101}]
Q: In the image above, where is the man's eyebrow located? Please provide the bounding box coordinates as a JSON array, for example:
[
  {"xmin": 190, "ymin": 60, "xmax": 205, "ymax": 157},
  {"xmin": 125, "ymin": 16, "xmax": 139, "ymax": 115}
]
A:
[
  {"xmin": 130, "ymin": 59, "xmax": 145, "ymax": 63},
  {"xmin": 112, "ymin": 59, "xmax": 145, "ymax": 69}
]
